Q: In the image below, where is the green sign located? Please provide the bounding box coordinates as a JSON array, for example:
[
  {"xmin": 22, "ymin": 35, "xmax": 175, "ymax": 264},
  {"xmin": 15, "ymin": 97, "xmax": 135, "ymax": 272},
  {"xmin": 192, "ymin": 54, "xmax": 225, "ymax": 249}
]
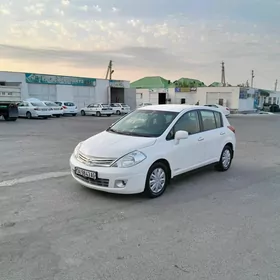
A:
[{"xmin": 25, "ymin": 73, "xmax": 96, "ymax": 86}]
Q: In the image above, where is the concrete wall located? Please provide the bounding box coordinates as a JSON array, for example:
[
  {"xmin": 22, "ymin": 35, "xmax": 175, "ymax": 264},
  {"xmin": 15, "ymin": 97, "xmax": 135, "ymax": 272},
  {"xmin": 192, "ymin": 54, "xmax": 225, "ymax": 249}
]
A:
[{"xmin": 0, "ymin": 71, "xmax": 130, "ymax": 109}]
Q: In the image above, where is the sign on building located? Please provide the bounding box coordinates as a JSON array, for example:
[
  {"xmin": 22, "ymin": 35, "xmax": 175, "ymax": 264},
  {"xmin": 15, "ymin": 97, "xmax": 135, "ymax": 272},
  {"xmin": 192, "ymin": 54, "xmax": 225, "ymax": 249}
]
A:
[
  {"xmin": 25, "ymin": 73, "xmax": 96, "ymax": 86},
  {"xmin": 109, "ymin": 80, "xmax": 124, "ymax": 87}
]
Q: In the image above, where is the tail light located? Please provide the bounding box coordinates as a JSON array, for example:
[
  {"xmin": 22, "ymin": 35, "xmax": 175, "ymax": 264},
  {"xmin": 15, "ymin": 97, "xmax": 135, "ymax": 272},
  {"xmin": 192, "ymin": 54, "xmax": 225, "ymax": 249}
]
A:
[
  {"xmin": 227, "ymin": 125, "xmax": 235, "ymax": 133},
  {"xmin": 62, "ymin": 106, "xmax": 67, "ymax": 109},
  {"xmin": 226, "ymin": 107, "xmax": 229, "ymax": 110},
  {"xmin": 34, "ymin": 108, "xmax": 39, "ymax": 110}
]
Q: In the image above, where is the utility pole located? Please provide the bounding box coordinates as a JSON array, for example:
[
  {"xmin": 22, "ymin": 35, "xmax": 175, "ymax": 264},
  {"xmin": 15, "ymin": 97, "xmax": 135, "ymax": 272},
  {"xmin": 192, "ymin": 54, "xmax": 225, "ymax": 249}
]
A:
[
  {"xmin": 221, "ymin": 61, "xmax": 226, "ymax": 86},
  {"xmin": 251, "ymin": 70, "xmax": 254, "ymax": 88},
  {"xmin": 274, "ymin": 79, "xmax": 278, "ymax": 91},
  {"xmin": 105, "ymin": 60, "xmax": 114, "ymax": 80}
]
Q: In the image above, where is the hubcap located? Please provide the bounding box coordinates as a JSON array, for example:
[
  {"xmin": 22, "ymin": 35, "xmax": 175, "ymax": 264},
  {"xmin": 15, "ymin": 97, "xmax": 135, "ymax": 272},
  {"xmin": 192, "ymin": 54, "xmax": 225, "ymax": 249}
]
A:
[
  {"xmin": 222, "ymin": 149, "xmax": 231, "ymax": 168},
  {"xmin": 149, "ymin": 168, "xmax": 166, "ymax": 193}
]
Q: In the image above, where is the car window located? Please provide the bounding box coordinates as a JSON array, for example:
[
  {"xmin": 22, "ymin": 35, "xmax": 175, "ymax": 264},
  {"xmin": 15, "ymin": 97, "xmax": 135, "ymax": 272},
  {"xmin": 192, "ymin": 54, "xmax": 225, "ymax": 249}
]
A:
[
  {"xmin": 167, "ymin": 110, "xmax": 200, "ymax": 139},
  {"xmin": 55, "ymin": 102, "xmax": 62, "ymax": 106},
  {"xmin": 110, "ymin": 104, "xmax": 116, "ymax": 107},
  {"xmin": 107, "ymin": 109, "xmax": 178, "ymax": 138},
  {"xmin": 31, "ymin": 102, "xmax": 45, "ymax": 107},
  {"xmin": 64, "ymin": 102, "xmax": 75, "ymax": 106},
  {"xmin": 214, "ymin": 111, "xmax": 223, "ymax": 128},
  {"xmin": 44, "ymin": 102, "xmax": 57, "ymax": 106},
  {"xmin": 87, "ymin": 104, "xmax": 93, "ymax": 107},
  {"xmin": 200, "ymin": 110, "xmax": 218, "ymax": 131}
]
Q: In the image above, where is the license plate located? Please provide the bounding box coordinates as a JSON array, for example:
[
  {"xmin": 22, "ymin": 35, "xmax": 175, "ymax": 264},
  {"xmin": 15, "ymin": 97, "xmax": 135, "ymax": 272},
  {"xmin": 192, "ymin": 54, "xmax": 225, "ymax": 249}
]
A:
[{"xmin": 75, "ymin": 168, "xmax": 97, "ymax": 179}]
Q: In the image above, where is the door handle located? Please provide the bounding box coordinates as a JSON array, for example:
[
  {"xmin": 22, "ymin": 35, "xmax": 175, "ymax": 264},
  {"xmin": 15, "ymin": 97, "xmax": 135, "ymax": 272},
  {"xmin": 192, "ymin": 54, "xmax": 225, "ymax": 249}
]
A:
[
  {"xmin": 220, "ymin": 132, "xmax": 225, "ymax": 135},
  {"xmin": 198, "ymin": 137, "xmax": 204, "ymax": 141}
]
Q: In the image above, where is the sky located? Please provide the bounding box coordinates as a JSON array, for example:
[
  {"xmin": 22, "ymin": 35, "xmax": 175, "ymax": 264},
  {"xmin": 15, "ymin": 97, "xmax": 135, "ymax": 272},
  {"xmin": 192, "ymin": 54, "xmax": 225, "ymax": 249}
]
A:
[{"xmin": 0, "ymin": 0, "xmax": 280, "ymax": 89}]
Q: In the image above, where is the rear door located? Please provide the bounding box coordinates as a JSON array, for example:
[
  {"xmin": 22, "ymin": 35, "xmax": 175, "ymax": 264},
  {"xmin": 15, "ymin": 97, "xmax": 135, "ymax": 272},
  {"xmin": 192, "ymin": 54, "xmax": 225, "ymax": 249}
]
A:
[{"xmin": 198, "ymin": 109, "xmax": 225, "ymax": 163}]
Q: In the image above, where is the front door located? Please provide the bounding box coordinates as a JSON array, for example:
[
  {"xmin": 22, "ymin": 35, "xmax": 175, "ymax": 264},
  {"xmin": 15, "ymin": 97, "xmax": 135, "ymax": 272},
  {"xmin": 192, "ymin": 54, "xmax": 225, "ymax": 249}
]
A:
[{"xmin": 166, "ymin": 110, "xmax": 205, "ymax": 175}]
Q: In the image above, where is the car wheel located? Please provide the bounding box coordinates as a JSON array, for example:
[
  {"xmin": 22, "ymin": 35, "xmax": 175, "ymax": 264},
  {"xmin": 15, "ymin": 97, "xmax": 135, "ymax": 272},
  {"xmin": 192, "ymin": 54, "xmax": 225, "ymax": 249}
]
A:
[
  {"xmin": 56, "ymin": 115, "xmax": 60, "ymax": 118},
  {"xmin": 215, "ymin": 145, "xmax": 233, "ymax": 171},
  {"xmin": 96, "ymin": 111, "xmax": 101, "ymax": 117},
  {"xmin": 107, "ymin": 114, "xmax": 111, "ymax": 117},
  {"xmin": 81, "ymin": 110, "xmax": 85, "ymax": 116},
  {"xmin": 144, "ymin": 162, "xmax": 168, "ymax": 198},
  {"xmin": 26, "ymin": 111, "xmax": 32, "ymax": 119},
  {"xmin": 116, "ymin": 110, "xmax": 121, "ymax": 115},
  {"xmin": 72, "ymin": 113, "xmax": 77, "ymax": 116}
]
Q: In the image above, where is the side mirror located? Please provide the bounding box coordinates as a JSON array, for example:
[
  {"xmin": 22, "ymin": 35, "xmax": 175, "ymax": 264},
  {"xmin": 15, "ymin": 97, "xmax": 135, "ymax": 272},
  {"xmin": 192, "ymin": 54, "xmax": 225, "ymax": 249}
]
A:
[{"xmin": 174, "ymin": 130, "xmax": 188, "ymax": 144}]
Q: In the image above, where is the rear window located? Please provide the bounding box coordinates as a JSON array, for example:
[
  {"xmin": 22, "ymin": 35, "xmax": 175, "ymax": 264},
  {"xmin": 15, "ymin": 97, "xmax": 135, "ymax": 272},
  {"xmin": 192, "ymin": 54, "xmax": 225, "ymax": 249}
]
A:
[
  {"xmin": 64, "ymin": 102, "xmax": 75, "ymax": 106},
  {"xmin": 121, "ymin": 103, "xmax": 129, "ymax": 107},
  {"xmin": 101, "ymin": 104, "xmax": 110, "ymax": 107},
  {"xmin": 55, "ymin": 102, "xmax": 62, "ymax": 106},
  {"xmin": 31, "ymin": 102, "xmax": 45, "ymax": 107},
  {"xmin": 200, "ymin": 110, "xmax": 223, "ymax": 131},
  {"xmin": 44, "ymin": 102, "xmax": 57, "ymax": 106}
]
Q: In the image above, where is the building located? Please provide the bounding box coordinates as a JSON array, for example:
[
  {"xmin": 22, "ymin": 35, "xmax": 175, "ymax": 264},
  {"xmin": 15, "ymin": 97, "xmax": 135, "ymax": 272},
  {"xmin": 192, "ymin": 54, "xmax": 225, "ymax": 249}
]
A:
[
  {"xmin": 130, "ymin": 75, "xmax": 280, "ymax": 112},
  {"xmin": 0, "ymin": 71, "xmax": 136, "ymax": 109}
]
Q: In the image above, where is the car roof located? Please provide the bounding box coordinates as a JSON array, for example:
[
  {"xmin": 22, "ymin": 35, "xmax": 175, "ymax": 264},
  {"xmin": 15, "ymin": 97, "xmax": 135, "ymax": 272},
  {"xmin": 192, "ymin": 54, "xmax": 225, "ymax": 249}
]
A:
[{"xmin": 137, "ymin": 104, "xmax": 219, "ymax": 113}]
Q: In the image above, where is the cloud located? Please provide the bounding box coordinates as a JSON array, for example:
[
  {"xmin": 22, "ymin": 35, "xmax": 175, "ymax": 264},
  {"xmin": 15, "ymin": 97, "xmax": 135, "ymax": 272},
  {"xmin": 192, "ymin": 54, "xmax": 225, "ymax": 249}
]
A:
[{"xmin": 0, "ymin": 0, "xmax": 280, "ymax": 88}]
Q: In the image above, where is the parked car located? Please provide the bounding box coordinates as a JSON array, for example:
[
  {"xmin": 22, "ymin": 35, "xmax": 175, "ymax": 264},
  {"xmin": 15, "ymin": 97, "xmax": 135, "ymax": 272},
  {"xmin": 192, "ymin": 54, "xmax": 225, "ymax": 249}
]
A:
[
  {"xmin": 70, "ymin": 104, "xmax": 236, "ymax": 198},
  {"xmin": 17, "ymin": 100, "xmax": 52, "ymax": 119},
  {"xmin": 138, "ymin": 102, "xmax": 152, "ymax": 107},
  {"xmin": 204, "ymin": 104, "xmax": 230, "ymax": 117},
  {"xmin": 42, "ymin": 101, "xmax": 63, "ymax": 117},
  {"xmin": 110, "ymin": 103, "xmax": 131, "ymax": 115},
  {"xmin": 55, "ymin": 101, "xmax": 78, "ymax": 116},
  {"xmin": 80, "ymin": 103, "xmax": 113, "ymax": 117}
]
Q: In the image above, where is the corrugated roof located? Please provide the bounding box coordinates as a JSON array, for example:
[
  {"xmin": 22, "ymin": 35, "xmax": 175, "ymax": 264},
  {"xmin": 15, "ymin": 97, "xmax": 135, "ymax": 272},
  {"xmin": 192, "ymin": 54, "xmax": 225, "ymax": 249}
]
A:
[
  {"xmin": 209, "ymin": 82, "xmax": 221, "ymax": 87},
  {"xmin": 174, "ymin": 77, "xmax": 205, "ymax": 87},
  {"xmin": 130, "ymin": 76, "xmax": 172, "ymax": 88}
]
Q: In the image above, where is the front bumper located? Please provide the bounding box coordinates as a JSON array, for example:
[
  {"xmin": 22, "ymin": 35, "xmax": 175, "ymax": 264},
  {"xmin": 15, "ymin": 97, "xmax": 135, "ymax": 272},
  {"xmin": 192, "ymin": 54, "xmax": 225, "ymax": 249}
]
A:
[{"xmin": 69, "ymin": 154, "xmax": 147, "ymax": 194}]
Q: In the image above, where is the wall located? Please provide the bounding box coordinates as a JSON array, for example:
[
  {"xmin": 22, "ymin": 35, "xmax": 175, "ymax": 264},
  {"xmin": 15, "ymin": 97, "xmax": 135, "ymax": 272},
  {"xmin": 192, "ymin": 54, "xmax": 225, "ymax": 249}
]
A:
[
  {"xmin": 196, "ymin": 87, "xmax": 240, "ymax": 109},
  {"xmin": 0, "ymin": 72, "xmax": 131, "ymax": 109}
]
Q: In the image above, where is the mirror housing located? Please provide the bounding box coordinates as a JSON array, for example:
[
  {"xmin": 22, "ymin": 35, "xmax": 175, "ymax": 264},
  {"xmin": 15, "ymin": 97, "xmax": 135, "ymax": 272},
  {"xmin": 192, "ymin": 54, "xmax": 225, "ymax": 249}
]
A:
[{"xmin": 174, "ymin": 130, "xmax": 188, "ymax": 144}]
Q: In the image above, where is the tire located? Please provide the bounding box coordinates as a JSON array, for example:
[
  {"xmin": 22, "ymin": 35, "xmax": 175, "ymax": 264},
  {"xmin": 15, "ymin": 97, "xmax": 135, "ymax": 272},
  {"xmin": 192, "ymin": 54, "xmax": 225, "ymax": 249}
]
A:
[
  {"xmin": 215, "ymin": 145, "xmax": 233, "ymax": 172},
  {"xmin": 26, "ymin": 111, "xmax": 32, "ymax": 119},
  {"xmin": 144, "ymin": 162, "xmax": 169, "ymax": 198},
  {"xmin": 116, "ymin": 110, "xmax": 121, "ymax": 115},
  {"xmin": 72, "ymin": 114, "xmax": 77, "ymax": 116},
  {"xmin": 107, "ymin": 114, "xmax": 111, "ymax": 117},
  {"xmin": 56, "ymin": 115, "xmax": 60, "ymax": 118},
  {"xmin": 81, "ymin": 110, "xmax": 85, "ymax": 116},
  {"xmin": 4, "ymin": 116, "xmax": 17, "ymax": 121},
  {"xmin": 43, "ymin": 117, "xmax": 48, "ymax": 119},
  {"xmin": 96, "ymin": 111, "xmax": 101, "ymax": 117}
]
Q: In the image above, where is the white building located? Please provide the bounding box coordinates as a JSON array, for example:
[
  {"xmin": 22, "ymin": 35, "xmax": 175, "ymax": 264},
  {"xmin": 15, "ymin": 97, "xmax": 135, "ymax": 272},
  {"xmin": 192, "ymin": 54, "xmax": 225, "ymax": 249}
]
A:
[
  {"xmin": 135, "ymin": 86, "xmax": 262, "ymax": 112},
  {"xmin": 0, "ymin": 71, "xmax": 136, "ymax": 110}
]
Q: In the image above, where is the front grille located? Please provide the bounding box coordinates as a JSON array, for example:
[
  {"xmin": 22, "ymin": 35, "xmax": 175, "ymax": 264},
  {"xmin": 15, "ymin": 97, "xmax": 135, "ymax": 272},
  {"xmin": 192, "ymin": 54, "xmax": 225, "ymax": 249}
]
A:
[
  {"xmin": 78, "ymin": 152, "xmax": 116, "ymax": 167},
  {"xmin": 75, "ymin": 174, "xmax": 109, "ymax": 187}
]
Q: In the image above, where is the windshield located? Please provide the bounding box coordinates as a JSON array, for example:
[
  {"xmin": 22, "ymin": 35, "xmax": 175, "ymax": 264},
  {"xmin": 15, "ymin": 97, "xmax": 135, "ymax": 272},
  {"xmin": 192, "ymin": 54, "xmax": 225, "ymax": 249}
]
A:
[
  {"xmin": 107, "ymin": 109, "xmax": 178, "ymax": 137},
  {"xmin": 102, "ymin": 104, "xmax": 110, "ymax": 107},
  {"xmin": 121, "ymin": 103, "xmax": 129, "ymax": 107},
  {"xmin": 31, "ymin": 102, "xmax": 46, "ymax": 107}
]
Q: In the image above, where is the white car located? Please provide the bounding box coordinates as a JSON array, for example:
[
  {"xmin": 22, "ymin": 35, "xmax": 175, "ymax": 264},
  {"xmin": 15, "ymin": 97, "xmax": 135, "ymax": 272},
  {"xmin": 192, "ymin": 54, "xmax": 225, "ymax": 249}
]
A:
[
  {"xmin": 17, "ymin": 100, "xmax": 52, "ymax": 119},
  {"xmin": 70, "ymin": 104, "xmax": 236, "ymax": 198},
  {"xmin": 138, "ymin": 102, "xmax": 153, "ymax": 107},
  {"xmin": 204, "ymin": 104, "xmax": 230, "ymax": 117},
  {"xmin": 110, "ymin": 103, "xmax": 131, "ymax": 115},
  {"xmin": 55, "ymin": 101, "xmax": 78, "ymax": 116},
  {"xmin": 80, "ymin": 103, "xmax": 113, "ymax": 117},
  {"xmin": 42, "ymin": 101, "xmax": 63, "ymax": 118}
]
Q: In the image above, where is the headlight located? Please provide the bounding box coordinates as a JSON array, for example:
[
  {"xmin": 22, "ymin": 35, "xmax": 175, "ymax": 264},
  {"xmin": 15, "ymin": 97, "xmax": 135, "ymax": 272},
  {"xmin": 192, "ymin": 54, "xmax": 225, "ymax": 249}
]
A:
[
  {"xmin": 73, "ymin": 142, "xmax": 83, "ymax": 158},
  {"xmin": 111, "ymin": 151, "xmax": 146, "ymax": 168}
]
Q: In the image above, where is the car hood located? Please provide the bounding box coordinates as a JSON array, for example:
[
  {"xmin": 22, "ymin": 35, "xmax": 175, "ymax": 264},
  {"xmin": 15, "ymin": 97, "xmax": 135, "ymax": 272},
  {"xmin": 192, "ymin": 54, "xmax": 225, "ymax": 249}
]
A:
[{"xmin": 79, "ymin": 131, "xmax": 156, "ymax": 158}]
